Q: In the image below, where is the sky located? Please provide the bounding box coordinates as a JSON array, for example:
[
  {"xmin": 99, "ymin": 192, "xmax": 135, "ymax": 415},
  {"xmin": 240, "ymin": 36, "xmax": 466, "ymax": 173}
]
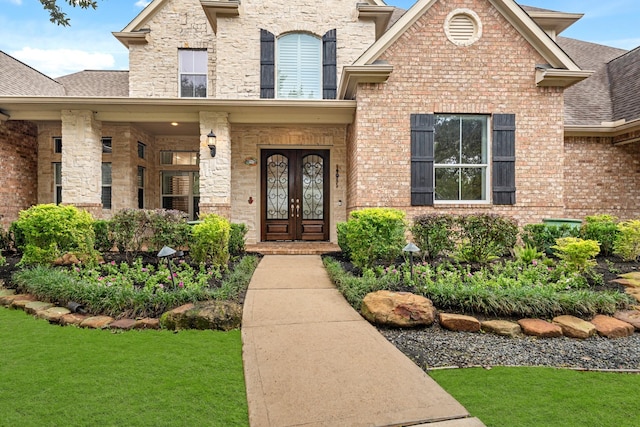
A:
[{"xmin": 0, "ymin": 0, "xmax": 638, "ymax": 78}]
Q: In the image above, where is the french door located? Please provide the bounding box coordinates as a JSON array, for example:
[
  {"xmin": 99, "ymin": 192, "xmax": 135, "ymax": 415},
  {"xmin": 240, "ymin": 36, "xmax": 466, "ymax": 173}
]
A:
[{"xmin": 261, "ymin": 149, "xmax": 329, "ymax": 241}]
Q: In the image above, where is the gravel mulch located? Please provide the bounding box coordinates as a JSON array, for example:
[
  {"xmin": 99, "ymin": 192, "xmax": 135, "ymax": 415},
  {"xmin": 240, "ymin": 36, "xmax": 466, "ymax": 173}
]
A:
[{"xmin": 379, "ymin": 325, "xmax": 640, "ymax": 371}]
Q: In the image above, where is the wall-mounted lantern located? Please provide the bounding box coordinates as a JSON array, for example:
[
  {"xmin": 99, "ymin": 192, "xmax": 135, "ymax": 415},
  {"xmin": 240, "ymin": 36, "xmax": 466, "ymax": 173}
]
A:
[{"xmin": 206, "ymin": 130, "xmax": 216, "ymax": 157}]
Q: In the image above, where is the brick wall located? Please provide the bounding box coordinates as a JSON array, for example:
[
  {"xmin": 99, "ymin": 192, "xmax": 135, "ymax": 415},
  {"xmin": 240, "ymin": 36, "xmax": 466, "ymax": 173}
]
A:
[
  {"xmin": 0, "ymin": 120, "xmax": 38, "ymax": 228},
  {"xmin": 348, "ymin": 0, "xmax": 567, "ymax": 227},
  {"xmin": 564, "ymin": 136, "xmax": 640, "ymax": 220}
]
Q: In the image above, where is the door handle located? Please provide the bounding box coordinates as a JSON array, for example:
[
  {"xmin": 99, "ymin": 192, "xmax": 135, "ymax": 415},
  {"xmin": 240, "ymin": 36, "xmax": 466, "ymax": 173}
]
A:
[
  {"xmin": 290, "ymin": 199, "xmax": 295, "ymax": 218},
  {"xmin": 296, "ymin": 199, "xmax": 300, "ymax": 218}
]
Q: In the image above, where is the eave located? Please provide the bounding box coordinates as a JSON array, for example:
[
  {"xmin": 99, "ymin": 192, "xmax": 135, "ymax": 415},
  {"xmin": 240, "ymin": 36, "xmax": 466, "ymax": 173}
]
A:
[
  {"xmin": 112, "ymin": 29, "xmax": 150, "ymax": 48},
  {"xmin": 535, "ymin": 68, "xmax": 593, "ymax": 88},
  {"xmin": 357, "ymin": 5, "xmax": 396, "ymax": 40},
  {"xmin": 338, "ymin": 64, "xmax": 394, "ymax": 100},
  {"xmin": 0, "ymin": 97, "xmax": 356, "ymax": 126},
  {"xmin": 526, "ymin": 11, "xmax": 583, "ymax": 39},
  {"xmin": 565, "ymin": 118, "xmax": 640, "ymax": 145},
  {"xmin": 200, "ymin": 0, "xmax": 240, "ymax": 34}
]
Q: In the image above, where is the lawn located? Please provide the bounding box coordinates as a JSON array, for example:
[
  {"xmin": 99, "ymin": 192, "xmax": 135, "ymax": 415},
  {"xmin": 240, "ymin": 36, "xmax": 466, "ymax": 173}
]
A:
[
  {"xmin": 430, "ymin": 367, "xmax": 640, "ymax": 427},
  {"xmin": 0, "ymin": 308, "xmax": 248, "ymax": 427}
]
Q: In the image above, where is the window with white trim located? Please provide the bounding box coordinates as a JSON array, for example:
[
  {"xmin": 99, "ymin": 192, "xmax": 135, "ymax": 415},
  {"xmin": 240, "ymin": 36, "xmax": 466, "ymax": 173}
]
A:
[
  {"xmin": 53, "ymin": 162, "xmax": 62, "ymax": 204},
  {"xmin": 276, "ymin": 33, "xmax": 322, "ymax": 99},
  {"xmin": 53, "ymin": 137, "xmax": 62, "ymax": 153},
  {"xmin": 137, "ymin": 166, "xmax": 145, "ymax": 209},
  {"xmin": 102, "ymin": 162, "xmax": 112, "ymax": 209},
  {"xmin": 434, "ymin": 115, "xmax": 489, "ymax": 202},
  {"xmin": 179, "ymin": 49, "xmax": 207, "ymax": 98}
]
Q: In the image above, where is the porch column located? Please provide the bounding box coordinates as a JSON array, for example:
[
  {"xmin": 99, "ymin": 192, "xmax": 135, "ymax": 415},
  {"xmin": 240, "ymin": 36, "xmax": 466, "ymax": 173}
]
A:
[
  {"xmin": 199, "ymin": 111, "xmax": 231, "ymax": 219},
  {"xmin": 60, "ymin": 110, "xmax": 103, "ymax": 218}
]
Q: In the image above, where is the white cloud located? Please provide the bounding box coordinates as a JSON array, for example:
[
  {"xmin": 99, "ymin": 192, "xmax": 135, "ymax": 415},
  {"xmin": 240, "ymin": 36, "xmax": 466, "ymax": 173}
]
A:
[
  {"xmin": 5, "ymin": 0, "xmax": 22, "ymax": 5},
  {"xmin": 135, "ymin": 0, "xmax": 151, "ymax": 8},
  {"xmin": 9, "ymin": 47, "xmax": 115, "ymax": 78}
]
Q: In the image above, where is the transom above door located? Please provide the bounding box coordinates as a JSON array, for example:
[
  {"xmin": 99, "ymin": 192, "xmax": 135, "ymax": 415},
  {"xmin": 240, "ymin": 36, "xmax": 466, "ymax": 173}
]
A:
[{"xmin": 261, "ymin": 149, "xmax": 329, "ymax": 241}]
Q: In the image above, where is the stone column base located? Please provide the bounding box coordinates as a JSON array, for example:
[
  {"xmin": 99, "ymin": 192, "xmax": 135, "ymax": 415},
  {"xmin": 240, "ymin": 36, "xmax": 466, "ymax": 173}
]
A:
[{"xmin": 199, "ymin": 203, "xmax": 231, "ymax": 219}]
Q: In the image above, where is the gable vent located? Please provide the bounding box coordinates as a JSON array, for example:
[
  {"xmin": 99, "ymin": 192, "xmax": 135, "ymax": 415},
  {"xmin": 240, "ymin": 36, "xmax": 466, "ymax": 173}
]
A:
[{"xmin": 444, "ymin": 9, "xmax": 482, "ymax": 46}]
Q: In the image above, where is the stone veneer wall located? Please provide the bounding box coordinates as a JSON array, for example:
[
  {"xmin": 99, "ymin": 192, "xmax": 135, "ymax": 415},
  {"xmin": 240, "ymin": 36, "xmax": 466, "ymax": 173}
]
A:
[
  {"xmin": 230, "ymin": 125, "xmax": 348, "ymax": 244},
  {"xmin": 564, "ymin": 136, "xmax": 640, "ymax": 220},
  {"xmin": 216, "ymin": 0, "xmax": 376, "ymax": 99},
  {"xmin": 0, "ymin": 121, "xmax": 38, "ymax": 228},
  {"xmin": 348, "ymin": 0, "xmax": 567, "ymax": 227},
  {"xmin": 128, "ymin": 0, "xmax": 216, "ymax": 98}
]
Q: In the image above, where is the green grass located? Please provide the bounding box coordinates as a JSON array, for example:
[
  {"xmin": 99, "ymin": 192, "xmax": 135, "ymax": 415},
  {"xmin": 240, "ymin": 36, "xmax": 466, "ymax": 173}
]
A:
[
  {"xmin": 430, "ymin": 367, "xmax": 640, "ymax": 427},
  {"xmin": 0, "ymin": 308, "xmax": 248, "ymax": 427}
]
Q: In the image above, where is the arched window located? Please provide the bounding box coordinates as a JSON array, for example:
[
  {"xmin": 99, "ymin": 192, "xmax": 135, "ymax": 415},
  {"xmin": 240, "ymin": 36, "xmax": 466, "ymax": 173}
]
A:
[{"xmin": 276, "ymin": 33, "xmax": 322, "ymax": 99}]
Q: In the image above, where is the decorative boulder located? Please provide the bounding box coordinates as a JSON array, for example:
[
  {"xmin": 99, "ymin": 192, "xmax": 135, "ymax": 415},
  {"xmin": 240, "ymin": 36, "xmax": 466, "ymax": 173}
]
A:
[
  {"xmin": 361, "ymin": 290, "xmax": 436, "ymax": 328},
  {"xmin": 590, "ymin": 315, "xmax": 635, "ymax": 338},
  {"xmin": 518, "ymin": 319, "xmax": 563, "ymax": 338},
  {"xmin": 439, "ymin": 313, "xmax": 481, "ymax": 332},
  {"xmin": 160, "ymin": 301, "xmax": 242, "ymax": 331},
  {"xmin": 552, "ymin": 315, "xmax": 596, "ymax": 339},
  {"xmin": 481, "ymin": 320, "xmax": 522, "ymax": 337},
  {"xmin": 613, "ymin": 310, "xmax": 640, "ymax": 331}
]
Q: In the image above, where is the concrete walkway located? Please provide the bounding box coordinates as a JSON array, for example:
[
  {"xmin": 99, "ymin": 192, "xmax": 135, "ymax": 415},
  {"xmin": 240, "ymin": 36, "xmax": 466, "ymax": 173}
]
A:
[{"xmin": 242, "ymin": 255, "xmax": 485, "ymax": 427}]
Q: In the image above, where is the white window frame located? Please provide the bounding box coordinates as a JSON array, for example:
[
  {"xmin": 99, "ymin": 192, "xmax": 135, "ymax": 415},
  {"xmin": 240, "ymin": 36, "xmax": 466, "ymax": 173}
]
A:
[
  {"xmin": 53, "ymin": 162, "xmax": 62, "ymax": 204},
  {"xmin": 433, "ymin": 114, "xmax": 490, "ymax": 204},
  {"xmin": 102, "ymin": 162, "xmax": 112, "ymax": 209},
  {"xmin": 179, "ymin": 49, "xmax": 207, "ymax": 98},
  {"xmin": 276, "ymin": 33, "xmax": 322, "ymax": 99},
  {"xmin": 137, "ymin": 166, "xmax": 145, "ymax": 209}
]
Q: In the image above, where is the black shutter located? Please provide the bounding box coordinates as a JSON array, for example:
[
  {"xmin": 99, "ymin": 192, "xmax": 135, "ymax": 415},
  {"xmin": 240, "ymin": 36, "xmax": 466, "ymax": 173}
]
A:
[
  {"xmin": 411, "ymin": 114, "xmax": 435, "ymax": 206},
  {"xmin": 492, "ymin": 113, "xmax": 516, "ymax": 205},
  {"xmin": 260, "ymin": 29, "xmax": 275, "ymax": 99},
  {"xmin": 322, "ymin": 29, "xmax": 337, "ymax": 99}
]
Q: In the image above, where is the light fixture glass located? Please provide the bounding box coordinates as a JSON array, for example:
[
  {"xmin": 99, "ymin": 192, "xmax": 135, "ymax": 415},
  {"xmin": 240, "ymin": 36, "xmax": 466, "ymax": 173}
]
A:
[{"xmin": 170, "ymin": 122, "xmax": 179, "ymax": 126}]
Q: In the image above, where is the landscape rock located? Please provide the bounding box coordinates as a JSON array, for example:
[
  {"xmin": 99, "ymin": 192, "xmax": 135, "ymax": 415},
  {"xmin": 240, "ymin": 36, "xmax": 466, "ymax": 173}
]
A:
[
  {"xmin": 109, "ymin": 318, "xmax": 137, "ymax": 330},
  {"xmin": 10, "ymin": 296, "xmax": 39, "ymax": 309},
  {"xmin": 60, "ymin": 313, "xmax": 89, "ymax": 326},
  {"xmin": 80, "ymin": 316, "xmax": 114, "ymax": 329},
  {"xmin": 133, "ymin": 318, "xmax": 160, "ymax": 330},
  {"xmin": 518, "ymin": 319, "xmax": 563, "ymax": 338},
  {"xmin": 38, "ymin": 307, "xmax": 71, "ymax": 323},
  {"xmin": 590, "ymin": 315, "xmax": 635, "ymax": 338},
  {"xmin": 0, "ymin": 289, "xmax": 16, "ymax": 297},
  {"xmin": 439, "ymin": 313, "xmax": 480, "ymax": 332},
  {"xmin": 361, "ymin": 290, "xmax": 436, "ymax": 328},
  {"xmin": 552, "ymin": 315, "xmax": 596, "ymax": 339},
  {"xmin": 24, "ymin": 301, "xmax": 54, "ymax": 315},
  {"xmin": 625, "ymin": 287, "xmax": 640, "ymax": 303},
  {"xmin": 1, "ymin": 293, "xmax": 36, "ymax": 307},
  {"xmin": 160, "ymin": 301, "xmax": 242, "ymax": 331},
  {"xmin": 53, "ymin": 253, "xmax": 81, "ymax": 266},
  {"xmin": 613, "ymin": 310, "xmax": 640, "ymax": 331},
  {"xmin": 481, "ymin": 320, "xmax": 522, "ymax": 337}
]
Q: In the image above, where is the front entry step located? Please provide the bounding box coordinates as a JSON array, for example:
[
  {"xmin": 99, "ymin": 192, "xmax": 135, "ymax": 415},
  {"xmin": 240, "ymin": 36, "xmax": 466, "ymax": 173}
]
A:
[{"xmin": 246, "ymin": 242, "xmax": 340, "ymax": 255}]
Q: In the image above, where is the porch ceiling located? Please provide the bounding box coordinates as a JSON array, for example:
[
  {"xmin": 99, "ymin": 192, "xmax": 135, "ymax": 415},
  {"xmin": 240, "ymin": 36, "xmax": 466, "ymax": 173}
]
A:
[{"xmin": 0, "ymin": 97, "xmax": 357, "ymax": 128}]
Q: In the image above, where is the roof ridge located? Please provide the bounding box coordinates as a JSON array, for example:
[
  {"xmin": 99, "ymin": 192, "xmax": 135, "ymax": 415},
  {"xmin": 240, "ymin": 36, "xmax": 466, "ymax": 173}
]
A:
[{"xmin": 0, "ymin": 50, "xmax": 63, "ymax": 87}]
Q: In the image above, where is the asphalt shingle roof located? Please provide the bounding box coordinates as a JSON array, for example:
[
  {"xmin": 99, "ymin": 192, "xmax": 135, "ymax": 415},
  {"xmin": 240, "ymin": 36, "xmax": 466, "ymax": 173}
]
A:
[
  {"xmin": 608, "ymin": 47, "xmax": 640, "ymax": 122},
  {"xmin": 56, "ymin": 70, "xmax": 129, "ymax": 97},
  {"xmin": 0, "ymin": 51, "xmax": 65, "ymax": 96},
  {"xmin": 556, "ymin": 37, "xmax": 628, "ymax": 126}
]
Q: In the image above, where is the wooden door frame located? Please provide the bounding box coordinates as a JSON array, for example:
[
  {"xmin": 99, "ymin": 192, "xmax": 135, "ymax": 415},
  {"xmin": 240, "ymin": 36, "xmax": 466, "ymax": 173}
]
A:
[{"xmin": 260, "ymin": 148, "xmax": 330, "ymax": 242}]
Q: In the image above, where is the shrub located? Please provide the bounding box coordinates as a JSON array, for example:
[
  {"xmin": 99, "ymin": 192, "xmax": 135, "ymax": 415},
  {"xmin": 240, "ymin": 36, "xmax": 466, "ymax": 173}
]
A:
[
  {"xmin": 191, "ymin": 214, "xmax": 231, "ymax": 268},
  {"xmin": 513, "ymin": 243, "xmax": 545, "ymax": 264},
  {"xmin": 614, "ymin": 220, "xmax": 640, "ymax": 261},
  {"xmin": 455, "ymin": 214, "xmax": 518, "ymax": 263},
  {"xmin": 16, "ymin": 204, "xmax": 97, "ymax": 266},
  {"xmin": 93, "ymin": 220, "xmax": 114, "ymax": 252},
  {"xmin": 336, "ymin": 222, "xmax": 350, "ymax": 258},
  {"xmin": 228, "ymin": 223, "xmax": 248, "ymax": 256},
  {"xmin": 8, "ymin": 220, "xmax": 26, "ymax": 252},
  {"xmin": 147, "ymin": 209, "xmax": 191, "ymax": 252},
  {"xmin": 552, "ymin": 237, "xmax": 600, "ymax": 274},
  {"xmin": 343, "ymin": 208, "xmax": 406, "ymax": 270},
  {"xmin": 110, "ymin": 209, "xmax": 149, "ymax": 252},
  {"xmin": 580, "ymin": 215, "xmax": 618, "ymax": 257},
  {"xmin": 411, "ymin": 213, "xmax": 455, "ymax": 260},
  {"xmin": 521, "ymin": 223, "xmax": 580, "ymax": 255}
]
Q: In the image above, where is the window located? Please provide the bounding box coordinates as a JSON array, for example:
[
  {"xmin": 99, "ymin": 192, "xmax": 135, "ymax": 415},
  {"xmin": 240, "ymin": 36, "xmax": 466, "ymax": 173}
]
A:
[
  {"xmin": 276, "ymin": 33, "xmax": 322, "ymax": 99},
  {"xmin": 102, "ymin": 137, "xmax": 112, "ymax": 154},
  {"xmin": 160, "ymin": 151, "xmax": 199, "ymax": 165},
  {"xmin": 434, "ymin": 115, "xmax": 488, "ymax": 202},
  {"xmin": 161, "ymin": 171, "xmax": 200, "ymax": 220},
  {"xmin": 53, "ymin": 163, "xmax": 62, "ymax": 204},
  {"xmin": 53, "ymin": 137, "xmax": 62, "ymax": 153},
  {"xmin": 179, "ymin": 49, "xmax": 207, "ymax": 98},
  {"xmin": 137, "ymin": 141, "xmax": 146, "ymax": 159},
  {"xmin": 137, "ymin": 166, "xmax": 145, "ymax": 209},
  {"xmin": 102, "ymin": 162, "xmax": 112, "ymax": 209}
]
